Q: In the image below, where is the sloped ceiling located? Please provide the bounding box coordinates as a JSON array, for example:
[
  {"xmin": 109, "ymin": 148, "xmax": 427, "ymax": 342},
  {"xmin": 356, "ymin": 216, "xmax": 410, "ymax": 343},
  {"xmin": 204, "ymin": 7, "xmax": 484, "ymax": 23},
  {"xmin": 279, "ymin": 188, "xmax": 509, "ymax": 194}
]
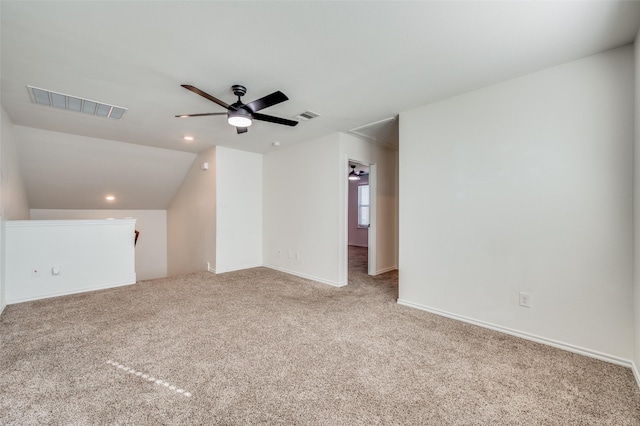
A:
[
  {"xmin": 2, "ymin": 1, "xmax": 639, "ymax": 210},
  {"xmin": 14, "ymin": 126, "xmax": 197, "ymax": 209}
]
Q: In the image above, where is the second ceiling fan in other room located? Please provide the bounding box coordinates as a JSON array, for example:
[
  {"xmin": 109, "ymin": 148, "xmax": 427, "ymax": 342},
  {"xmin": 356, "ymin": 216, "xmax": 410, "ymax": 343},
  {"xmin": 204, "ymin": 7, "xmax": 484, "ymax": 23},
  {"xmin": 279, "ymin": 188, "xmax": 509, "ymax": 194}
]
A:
[{"xmin": 176, "ymin": 84, "xmax": 299, "ymax": 134}]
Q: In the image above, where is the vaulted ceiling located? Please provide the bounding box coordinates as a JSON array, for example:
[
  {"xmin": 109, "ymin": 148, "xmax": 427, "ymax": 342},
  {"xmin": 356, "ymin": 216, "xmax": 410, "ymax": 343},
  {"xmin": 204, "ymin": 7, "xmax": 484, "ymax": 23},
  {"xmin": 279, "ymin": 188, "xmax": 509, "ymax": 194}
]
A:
[{"xmin": 2, "ymin": 1, "xmax": 639, "ymax": 209}]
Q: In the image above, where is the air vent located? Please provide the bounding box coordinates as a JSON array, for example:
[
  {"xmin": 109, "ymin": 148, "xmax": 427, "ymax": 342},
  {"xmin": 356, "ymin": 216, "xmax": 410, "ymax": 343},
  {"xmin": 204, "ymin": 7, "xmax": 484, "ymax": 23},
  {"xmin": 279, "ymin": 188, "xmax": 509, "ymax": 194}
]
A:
[
  {"xmin": 295, "ymin": 110, "xmax": 320, "ymax": 121},
  {"xmin": 27, "ymin": 86, "xmax": 127, "ymax": 120}
]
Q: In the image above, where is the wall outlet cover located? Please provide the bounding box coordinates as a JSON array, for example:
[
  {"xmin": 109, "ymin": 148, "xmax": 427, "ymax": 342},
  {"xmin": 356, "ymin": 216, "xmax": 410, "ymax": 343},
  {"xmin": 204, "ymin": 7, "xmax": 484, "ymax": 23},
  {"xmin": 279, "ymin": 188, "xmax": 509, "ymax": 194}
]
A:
[{"xmin": 519, "ymin": 292, "xmax": 532, "ymax": 308}]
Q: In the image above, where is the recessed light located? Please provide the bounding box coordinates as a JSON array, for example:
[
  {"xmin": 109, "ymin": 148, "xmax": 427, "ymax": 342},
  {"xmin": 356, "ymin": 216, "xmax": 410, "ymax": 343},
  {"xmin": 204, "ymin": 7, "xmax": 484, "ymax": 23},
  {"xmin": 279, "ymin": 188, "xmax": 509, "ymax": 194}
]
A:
[
  {"xmin": 183, "ymin": 136, "xmax": 194, "ymax": 141},
  {"xmin": 106, "ymin": 195, "xmax": 115, "ymax": 201}
]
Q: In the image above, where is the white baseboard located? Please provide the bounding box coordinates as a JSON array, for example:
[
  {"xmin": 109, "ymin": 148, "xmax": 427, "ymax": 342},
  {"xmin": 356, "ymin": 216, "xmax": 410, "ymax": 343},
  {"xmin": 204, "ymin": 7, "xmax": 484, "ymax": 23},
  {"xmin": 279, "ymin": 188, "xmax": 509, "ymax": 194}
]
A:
[
  {"xmin": 214, "ymin": 263, "xmax": 262, "ymax": 274},
  {"xmin": 207, "ymin": 265, "xmax": 215, "ymax": 274},
  {"xmin": 372, "ymin": 265, "xmax": 397, "ymax": 276},
  {"xmin": 0, "ymin": 302, "xmax": 5, "ymax": 317},
  {"xmin": 264, "ymin": 264, "xmax": 347, "ymax": 287},
  {"xmin": 397, "ymin": 298, "xmax": 634, "ymax": 369},
  {"xmin": 8, "ymin": 277, "xmax": 137, "ymax": 305},
  {"xmin": 632, "ymin": 362, "xmax": 640, "ymax": 390}
]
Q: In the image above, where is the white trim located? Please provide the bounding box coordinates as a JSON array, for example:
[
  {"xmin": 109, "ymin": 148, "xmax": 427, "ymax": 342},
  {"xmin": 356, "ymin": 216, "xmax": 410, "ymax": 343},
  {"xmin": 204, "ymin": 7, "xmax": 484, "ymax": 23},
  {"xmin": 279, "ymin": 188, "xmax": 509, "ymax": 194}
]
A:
[
  {"xmin": 0, "ymin": 302, "xmax": 5, "ymax": 317},
  {"xmin": 397, "ymin": 298, "xmax": 634, "ymax": 369},
  {"xmin": 371, "ymin": 265, "xmax": 397, "ymax": 276},
  {"xmin": 264, "ymin": 264, "xmax": 347, "ymax": 287},
  {"xmin": 214, "ymin": 264, "xmax": 262, "ymax": 274},
  {"xmin": 367, "ymin": 163, "xmax": 377, "ymax": 276},
  {"xmin": 7, "ymin": 219, "xmax": 136, "ymax": 228},
  {"xmin": 208, "ymin": 265, "xmax": 216, "ymax": 274},
  {"xmin": 7, "ymin": 276, "xmax": 137, "ymax": 304},
  {"xmin": 339, "ymin": 155, "xmax": 350, "ymax": 287},
  {"xmin": 632, "ymin": 362, "xmax": 640, "ymax": 390}
]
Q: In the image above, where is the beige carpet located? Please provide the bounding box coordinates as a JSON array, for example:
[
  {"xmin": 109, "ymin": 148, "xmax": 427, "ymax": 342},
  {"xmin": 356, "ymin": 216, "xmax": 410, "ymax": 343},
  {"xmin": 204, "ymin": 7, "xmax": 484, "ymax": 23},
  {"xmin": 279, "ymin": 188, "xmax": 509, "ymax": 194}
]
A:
[{"xmin": 1, "ymin": 246, "xmax": 639, "ymax": 425}]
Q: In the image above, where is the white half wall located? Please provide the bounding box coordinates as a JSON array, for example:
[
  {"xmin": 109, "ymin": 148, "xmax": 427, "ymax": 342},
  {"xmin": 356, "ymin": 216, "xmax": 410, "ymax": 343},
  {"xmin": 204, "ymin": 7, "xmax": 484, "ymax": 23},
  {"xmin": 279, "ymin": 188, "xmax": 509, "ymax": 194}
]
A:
[
  {"xmin": 399, "ymin": 46, "xmax": 634, "ymax": 363},
  {"xmin": 167, "ymin": 147, "xmax": 216, "ymax": 276},
  {"xmin": 215, "ymin": 147, "xmax": 262, "ymax": 274},
  {"xmin": 30, "ymin": 209, "xmax": 167, "ymax": 281},
  {"xmin": 6, "ymin": 219, "xmax": 136, "ymax": 303},
  {"xmin": 263, "ymin": 134, "xmax": 343, "ymax": 286}
]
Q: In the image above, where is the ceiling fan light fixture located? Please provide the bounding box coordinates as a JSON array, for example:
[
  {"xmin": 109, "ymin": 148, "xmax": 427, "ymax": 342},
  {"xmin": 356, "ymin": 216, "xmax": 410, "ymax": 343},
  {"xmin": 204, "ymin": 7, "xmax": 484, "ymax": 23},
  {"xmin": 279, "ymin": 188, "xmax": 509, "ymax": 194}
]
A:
[
  {"xmin": 227, "ymin": 115, "xmax": 252, "ymax": 127},
  {"xmin": 227, "ymin": 108, "xmax": 252, "ymax": 127}
]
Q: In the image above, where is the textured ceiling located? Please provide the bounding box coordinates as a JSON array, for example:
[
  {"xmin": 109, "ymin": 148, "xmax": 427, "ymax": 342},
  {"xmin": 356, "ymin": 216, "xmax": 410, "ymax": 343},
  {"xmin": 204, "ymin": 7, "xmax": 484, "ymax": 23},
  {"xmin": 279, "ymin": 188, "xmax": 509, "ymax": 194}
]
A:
[{"xmin": 2, "ymin": 1, "xmax": 639, "ymax": 209}]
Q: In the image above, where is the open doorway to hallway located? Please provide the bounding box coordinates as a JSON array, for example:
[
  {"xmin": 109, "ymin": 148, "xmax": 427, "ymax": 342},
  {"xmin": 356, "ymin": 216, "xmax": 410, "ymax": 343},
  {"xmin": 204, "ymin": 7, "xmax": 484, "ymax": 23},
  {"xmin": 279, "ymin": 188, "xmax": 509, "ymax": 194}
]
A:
[{"xmin": 347, "ymin": 161, "xmax": 370, "ymax": 282}]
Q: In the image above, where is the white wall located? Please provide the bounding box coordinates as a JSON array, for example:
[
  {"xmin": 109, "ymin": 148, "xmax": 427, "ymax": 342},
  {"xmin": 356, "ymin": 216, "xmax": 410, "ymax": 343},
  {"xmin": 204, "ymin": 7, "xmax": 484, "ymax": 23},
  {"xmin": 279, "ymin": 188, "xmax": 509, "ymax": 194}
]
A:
[
  {"xmin": 399, "ymin": 46, "xmax": 634, "ymax": 364},
  {"xmin": 1, "ymin": 109, "xmax": 29, "ymax": 220},
  {"xmin": 263, "ymin": 132, "xmax": 398, "ymax": 286},
  {"xmin": 634, "ymin": 29, "xmax": 640, "ymax": 385},
  {"xmin": 340, "ymin": 133, "xmax": 398, "ymax": 276},
  {"xmin": 348, "ymin": 175, "xmax": 369, "ymax": 247},
  {"xmin": 30, "ymin": 209, "xmax": 166, "ymax": 281},
  {"xmin": 167, "ymin": 147, "xmax": 216, "ymax": 276},
  {"xmin": 0, "ymin": 107, "xmax": 30, "ymax": 314},
  {"xmin": 6, "ymin": 219, "xmax": 136, "ymax": 303},
  {"xmin": 263, "ymin": 134, "xmax": 343, "ymax": 286},
  {"xmin": 215, "ymin": 147, "xmax": 262, "ymax": 273}
]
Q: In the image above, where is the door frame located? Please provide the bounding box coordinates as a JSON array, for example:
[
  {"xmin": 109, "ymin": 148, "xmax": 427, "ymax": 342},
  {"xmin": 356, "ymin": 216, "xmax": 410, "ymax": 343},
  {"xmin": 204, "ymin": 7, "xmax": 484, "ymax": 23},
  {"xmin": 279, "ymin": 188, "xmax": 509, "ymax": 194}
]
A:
[{"xmin": 343, "ymin": 157, "xmax": 376, "ymax": 279}]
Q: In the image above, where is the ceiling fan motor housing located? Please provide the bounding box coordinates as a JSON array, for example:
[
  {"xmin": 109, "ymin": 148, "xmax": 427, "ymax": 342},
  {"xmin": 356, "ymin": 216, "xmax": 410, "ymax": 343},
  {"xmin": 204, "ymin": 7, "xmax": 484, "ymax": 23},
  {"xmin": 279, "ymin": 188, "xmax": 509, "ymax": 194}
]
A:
[
  {"xmin": 229, "ymin": 104, "xmax": 252, "ymax": 120},
  {"xmin": 232, "ymin": 85, "xmax": 247, "ymax": 98}
]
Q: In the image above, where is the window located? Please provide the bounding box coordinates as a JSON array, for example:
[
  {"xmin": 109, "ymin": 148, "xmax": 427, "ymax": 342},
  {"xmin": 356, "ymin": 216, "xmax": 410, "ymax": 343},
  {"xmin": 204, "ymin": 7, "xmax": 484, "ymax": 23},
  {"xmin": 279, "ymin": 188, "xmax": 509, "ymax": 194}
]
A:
[{"xmin": 358, "ymin": 184, "xmax": 370, "ymax": 228}]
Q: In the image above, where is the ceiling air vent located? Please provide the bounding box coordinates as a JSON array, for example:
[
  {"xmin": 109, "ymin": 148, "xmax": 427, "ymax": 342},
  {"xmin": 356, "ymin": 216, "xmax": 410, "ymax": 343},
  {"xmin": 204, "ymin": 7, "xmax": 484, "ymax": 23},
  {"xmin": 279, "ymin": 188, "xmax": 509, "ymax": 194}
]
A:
[
  {"xmin": 295, "ymin": 110, "xmax": 320, "ymax": 121},
  {"xmin": 27, "ymin": 85, "xmax": 127, "ymax": 120}
]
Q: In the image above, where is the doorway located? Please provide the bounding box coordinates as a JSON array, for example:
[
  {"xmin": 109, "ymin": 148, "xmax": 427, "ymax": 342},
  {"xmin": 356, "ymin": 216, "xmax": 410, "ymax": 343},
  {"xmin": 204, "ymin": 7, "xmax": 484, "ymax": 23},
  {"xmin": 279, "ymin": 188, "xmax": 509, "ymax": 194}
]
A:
[{"xmin": 347, "ymin": 160, "xmax": 373, "ymax": 282}]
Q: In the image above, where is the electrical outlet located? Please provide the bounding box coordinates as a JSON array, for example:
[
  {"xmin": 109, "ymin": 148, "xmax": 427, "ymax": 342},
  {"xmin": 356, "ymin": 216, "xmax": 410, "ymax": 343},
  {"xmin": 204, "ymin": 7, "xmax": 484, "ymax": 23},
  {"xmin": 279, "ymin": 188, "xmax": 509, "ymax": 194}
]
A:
[{"xmin": 519, "ymin": 292, "xmax": 532, "ymax": 308}]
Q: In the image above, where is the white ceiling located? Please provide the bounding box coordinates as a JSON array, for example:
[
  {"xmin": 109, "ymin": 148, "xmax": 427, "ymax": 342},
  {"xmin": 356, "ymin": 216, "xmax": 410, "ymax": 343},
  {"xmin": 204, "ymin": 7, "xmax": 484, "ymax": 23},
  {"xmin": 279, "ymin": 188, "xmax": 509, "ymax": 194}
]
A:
[
  {"xmin": 14, "ymin": 126, "xmax": 196, "ymax": 209},
  {"xmin": 2, "ymin": 1, "xmax": 639, "ymax": 210}
]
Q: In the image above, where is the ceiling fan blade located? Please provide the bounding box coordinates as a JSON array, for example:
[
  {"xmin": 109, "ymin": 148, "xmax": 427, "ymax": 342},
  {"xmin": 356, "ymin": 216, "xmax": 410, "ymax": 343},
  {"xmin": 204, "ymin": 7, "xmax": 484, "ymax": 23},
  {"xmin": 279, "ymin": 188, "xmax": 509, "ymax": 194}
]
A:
[
  {"xmin": 236, "ymin": 127, "xmax": 248, "ymax": 134},
  {"xmin": 181, "ymin": 85, "xmax": 234, "ymax": 110},
  {"xmin": 175, "ymin": 112, "xmax": 227, "ymax": 118},
  {"xmin": 243, "ymin": 91, "xmax": 288, "ymax": 113},
  {"xmin": 252, "ymin": 112, "xmax": 299, "ymax": 127}
]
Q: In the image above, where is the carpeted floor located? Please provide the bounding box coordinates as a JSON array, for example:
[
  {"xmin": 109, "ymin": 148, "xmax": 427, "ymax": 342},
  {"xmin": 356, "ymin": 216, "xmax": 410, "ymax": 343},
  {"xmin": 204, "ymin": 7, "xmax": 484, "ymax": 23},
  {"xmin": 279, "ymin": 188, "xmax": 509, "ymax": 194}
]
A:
[{"xmin": 1, "ymin": 246, "xmax": 639, "ymax": 425}]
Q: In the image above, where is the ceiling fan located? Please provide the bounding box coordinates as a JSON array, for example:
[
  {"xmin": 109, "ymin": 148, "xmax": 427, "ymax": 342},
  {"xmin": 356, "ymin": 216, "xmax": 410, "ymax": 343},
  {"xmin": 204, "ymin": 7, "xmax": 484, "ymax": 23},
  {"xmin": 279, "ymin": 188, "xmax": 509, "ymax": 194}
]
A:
[
  {"xmin": 348, "ymin": 165, "xmax": 368, "ymax": 181},
  {"xmin": 176, "ymin": 84, "xmax": 298, "ymax": 134}
]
